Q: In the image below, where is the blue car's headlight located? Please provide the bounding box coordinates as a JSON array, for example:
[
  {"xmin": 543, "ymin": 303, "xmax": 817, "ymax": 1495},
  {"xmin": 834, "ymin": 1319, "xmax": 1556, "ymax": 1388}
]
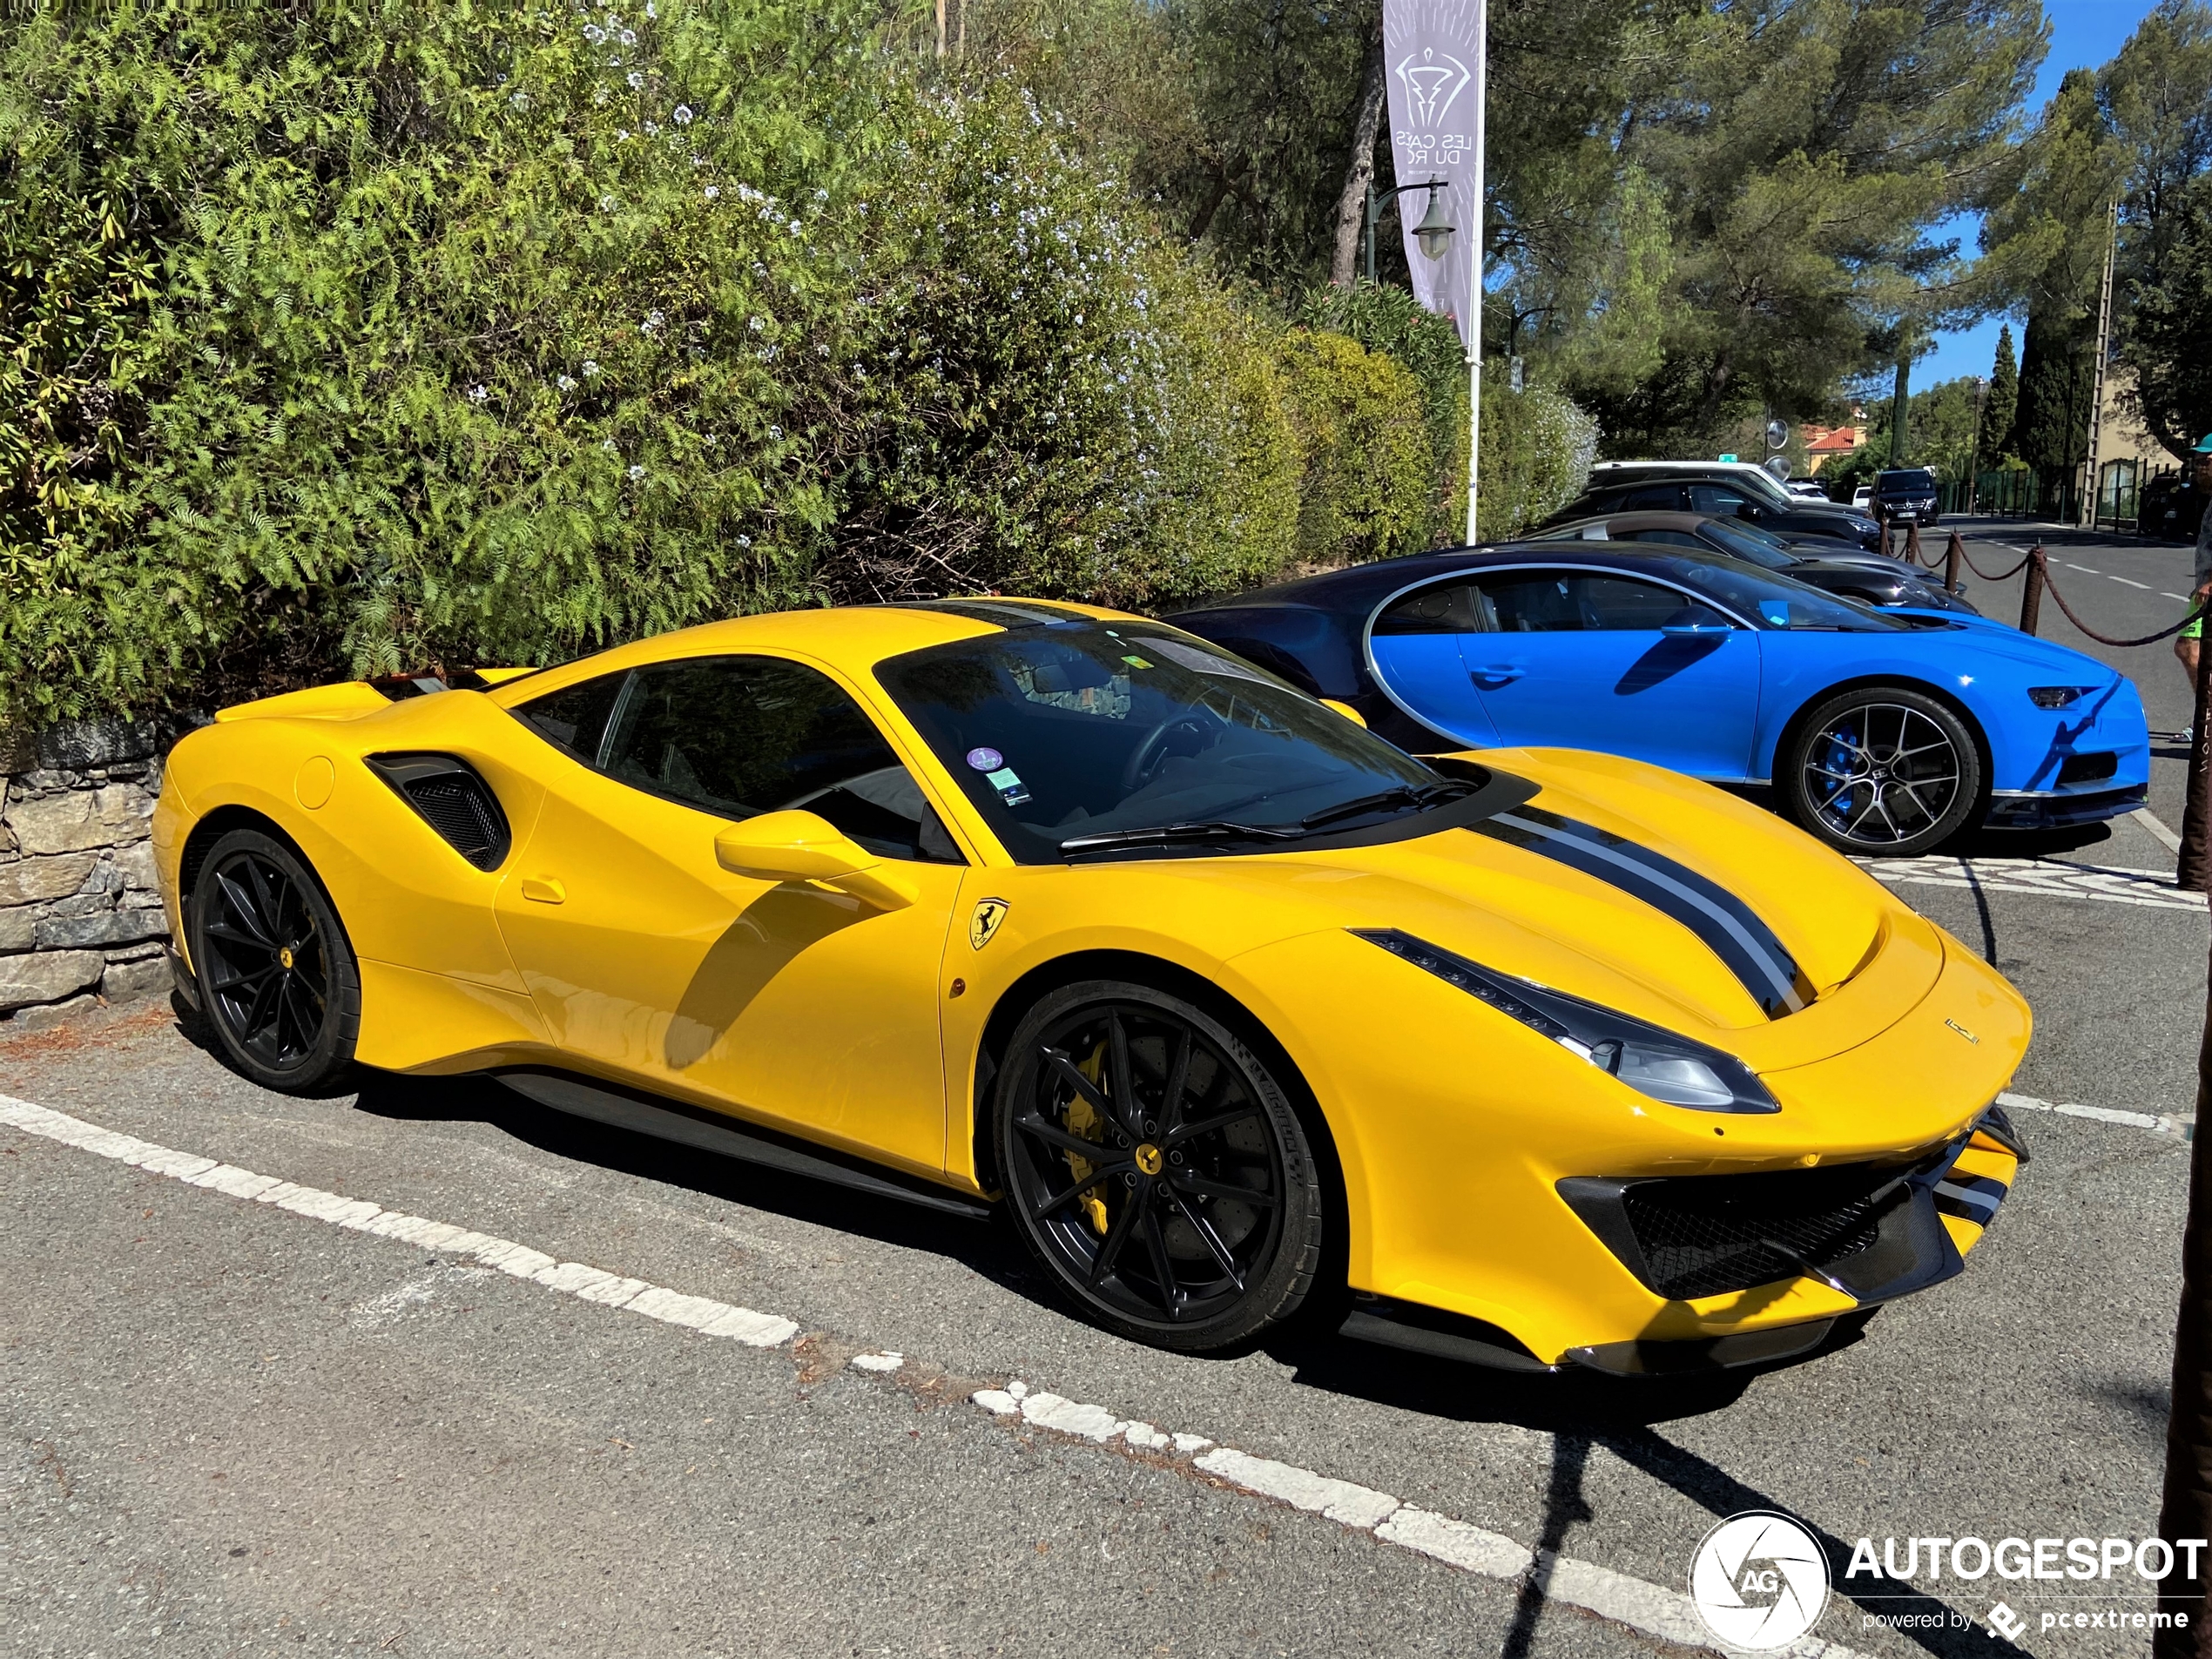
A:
[
  {"xmin": 2027, "ymin": 685, "xmax": 2097, "ymax": 709},
  {"xmin": 1354, "ymin": 928, "xmax": 1781, "ymax": 1115}
]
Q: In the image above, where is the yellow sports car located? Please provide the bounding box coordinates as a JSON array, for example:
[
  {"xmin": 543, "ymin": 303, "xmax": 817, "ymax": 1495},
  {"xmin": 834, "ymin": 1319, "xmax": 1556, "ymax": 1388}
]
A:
[{"xmin": 153, "ymin": 598, "xmax": 2027, "ymax": 1373}]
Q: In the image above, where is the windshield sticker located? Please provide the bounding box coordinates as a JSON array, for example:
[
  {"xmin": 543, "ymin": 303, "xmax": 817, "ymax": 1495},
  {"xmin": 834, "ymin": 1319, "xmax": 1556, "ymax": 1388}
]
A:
[
  {"xmin": 1121, "ymin": 655, "xmax": 1154, "ymax": 670},
  {"xmin": 965, "ymin": 746, "xmax": 1005, "ymax": 772},
  {"xmin": 985, "ymin": 765, "xmax": 1031, "ymax": 806}
]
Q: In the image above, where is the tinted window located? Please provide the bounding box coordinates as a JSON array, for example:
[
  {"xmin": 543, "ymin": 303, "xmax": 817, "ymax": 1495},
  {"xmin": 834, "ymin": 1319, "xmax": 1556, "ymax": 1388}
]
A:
[
  {"xmin": 519, "ymin": 670, "xmax": 627, "ymax": 765},
  {"xmin": 1373, "ymin": 580, "xmax": 1487, "ymax": 634},
  {"xmin": 1473, "ymin": 571, "xmax": 1730, "ymax": 633},
  {"xmin": 1689, "ymin": 483, "xmax": 1754, "ymax": 516},
  {"xmin": 1618, "ymin": 483, "xmax": 1686, "ymax": 512},
  {"xmin": 876, "ymin": 623, "xmax": 1455, "ymax": 864},
  {"xmin": 522, "ymin": 657, "xmax": 961, "ymax": 862},
  {"xmin": 1669, "ymin": 560, "xmax": 1903, "ymax": 631},
  {"xmin": 1619, "ymin": 529, "xmax": 1708, "ymax": 550},
  {"xmin": 1696, "ymin": 520, "xmax": 1797, "ymax": 570}
]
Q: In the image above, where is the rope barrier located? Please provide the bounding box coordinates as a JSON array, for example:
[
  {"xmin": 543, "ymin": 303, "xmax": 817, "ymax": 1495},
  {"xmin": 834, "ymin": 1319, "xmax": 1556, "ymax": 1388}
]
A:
[{"xmin": 2028, "ymin": 550, "xmax": 2206, "ymax": 648}]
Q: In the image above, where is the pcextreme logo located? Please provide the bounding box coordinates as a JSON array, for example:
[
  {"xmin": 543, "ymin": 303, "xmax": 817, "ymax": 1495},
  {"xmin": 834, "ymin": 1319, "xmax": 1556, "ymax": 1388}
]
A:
[{"xmin": 1689, "ymin": 1511, "xmax": 1831, "ymax": 1650}]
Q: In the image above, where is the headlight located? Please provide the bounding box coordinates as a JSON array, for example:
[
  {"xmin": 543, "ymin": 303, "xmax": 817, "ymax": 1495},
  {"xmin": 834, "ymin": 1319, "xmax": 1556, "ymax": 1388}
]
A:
[
  {"xmin": 2027, "ymin": 685, "xmax": 2095, "ymax": 709},
  {"xmin": 1354, "ymin": 929, "xmax": 1780, "ymax": 1114}
]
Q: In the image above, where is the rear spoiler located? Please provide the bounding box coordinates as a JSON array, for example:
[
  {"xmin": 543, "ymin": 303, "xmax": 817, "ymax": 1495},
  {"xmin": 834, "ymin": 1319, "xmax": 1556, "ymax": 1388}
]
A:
[{"xmin": 212, "ymin": 666, "xmax": 541, "ymax": 723}]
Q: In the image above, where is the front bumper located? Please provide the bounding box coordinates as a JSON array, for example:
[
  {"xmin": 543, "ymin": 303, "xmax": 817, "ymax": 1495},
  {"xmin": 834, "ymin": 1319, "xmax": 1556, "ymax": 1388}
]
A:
[{"xmin": 1985, "ymin": 782, "xmax": 2148, "ymax": 829}]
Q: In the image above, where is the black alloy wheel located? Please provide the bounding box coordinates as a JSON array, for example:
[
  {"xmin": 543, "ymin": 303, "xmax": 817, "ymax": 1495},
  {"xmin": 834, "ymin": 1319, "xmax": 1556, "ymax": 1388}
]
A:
[
  {"xmin": 189, "ymin": 827, "xmax": 361, "ymax": 1092},
  {"xmin": 995, "ymin": 981, "xmax": 1325, "ymax": 1352},
  {"xmin": 1781, "ymin": 687, "xmax": 1982, "ymax": 857}
]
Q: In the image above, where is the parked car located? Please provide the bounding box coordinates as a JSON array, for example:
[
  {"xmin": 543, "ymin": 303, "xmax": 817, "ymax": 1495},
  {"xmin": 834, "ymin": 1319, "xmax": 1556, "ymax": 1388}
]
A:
[
  {"xmin": 160, "ymin": 597, "xmax": 2027, "ymax": 1371},
  {"xmin": 2142, "ymin": 475, "xmax": 2208, "ymax": 544},
  {"xmin": 1547, "ymin": 463, "xmax": 1885, "ymax": 551},
  {"xmin": 1784, "ymin": 478, "xmax": 1831, "ymax": 501},
  {"xmin": 1852, "ymin": 484, "xmax": 1874, "ymax": 510},
  {"xmin": 1530, "ymin": 512, "xmax": 1975, "ymax": 613},
  {"xmin": 1170, "ymin": 546, "xmax": 2148, "ymax": 857},
  {"xmin": 1873, "ymin": 468, "xmax": 1941, "ymax": 527}
]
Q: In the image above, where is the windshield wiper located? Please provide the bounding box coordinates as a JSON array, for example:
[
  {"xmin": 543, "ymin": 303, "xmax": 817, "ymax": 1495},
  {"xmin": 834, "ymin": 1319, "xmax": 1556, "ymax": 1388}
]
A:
[
  {"xmin": 1298, "ymin": 780, "xmax": 1472, "ymax": 832},
  {"xmin": 1059, "ymin": 820, "xmax": 1304, "ymax": 856}
]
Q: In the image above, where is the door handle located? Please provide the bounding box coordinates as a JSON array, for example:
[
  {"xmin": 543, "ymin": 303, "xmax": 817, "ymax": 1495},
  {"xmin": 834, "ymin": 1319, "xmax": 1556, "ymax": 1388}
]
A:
[
  {"xmin": 1470, "ymin": 664, "xmax": 1527, "ymax": 683},
  {"xmin": 520, "ymin": 877, "xmax": 566, "ymax": 905}
]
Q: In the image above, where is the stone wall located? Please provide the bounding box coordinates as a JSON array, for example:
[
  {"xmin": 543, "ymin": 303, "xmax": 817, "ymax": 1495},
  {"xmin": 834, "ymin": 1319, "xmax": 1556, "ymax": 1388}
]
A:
[{"xmin": 0, "ymin": 718, "xmax": 184, "ymax": 1029}]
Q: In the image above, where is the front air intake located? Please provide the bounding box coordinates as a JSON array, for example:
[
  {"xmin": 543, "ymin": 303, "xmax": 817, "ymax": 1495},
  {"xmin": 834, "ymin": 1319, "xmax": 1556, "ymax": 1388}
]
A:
[{"xmin": 365, "ymin": 753, "xmax": 511, "ymax": 871}]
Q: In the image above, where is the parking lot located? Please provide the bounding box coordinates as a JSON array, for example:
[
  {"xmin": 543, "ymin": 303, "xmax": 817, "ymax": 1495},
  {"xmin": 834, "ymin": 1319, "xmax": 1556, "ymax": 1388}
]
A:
[{"xmin": 2, "ymin": 515, "xmax": 2206, "ymax": 1659}]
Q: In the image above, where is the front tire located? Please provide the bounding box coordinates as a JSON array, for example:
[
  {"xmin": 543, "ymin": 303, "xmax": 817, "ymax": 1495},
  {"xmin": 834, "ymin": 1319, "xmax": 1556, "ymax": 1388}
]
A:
[
  {"xmin": 188, "ymin": 827, "xmax": 361, "ymax": 1092},
  {"xmin": 994, "ymin": 981, "xmax": 1325, "ymax": 1352},
  {"xmin": 1780, "ymin": 687, "xmax": 1982, "ymax": 856}
]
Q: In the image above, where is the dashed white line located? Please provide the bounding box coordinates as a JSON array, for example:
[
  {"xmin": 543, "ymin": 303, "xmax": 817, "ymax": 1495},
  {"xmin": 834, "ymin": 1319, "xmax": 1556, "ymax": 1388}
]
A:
[
  {"xmin": 2067, "ymin": 563, "xmax": 2102, "ymax": 574},
  {"xmin": 0, "ymin": 1090, "xmax": 1871, "ymax": 1659},
  {"xmin": 2111, "ymin": 576, "xmax": 2152, "ymax": 590},
  {"xmin": 2165, "ymin": 593, "xmax": 2191, "ymax": 603}
]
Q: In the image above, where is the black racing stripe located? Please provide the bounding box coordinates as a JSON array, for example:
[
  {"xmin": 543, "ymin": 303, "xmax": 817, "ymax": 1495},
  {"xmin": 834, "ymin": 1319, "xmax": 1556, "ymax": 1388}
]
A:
[
  {"xmin": 1470, "ymin": 806, "xmax": 1809, "ymax": 1019},
  {"xmin": 885, "ymin": 598, "xmax": 1090, "ymax": 629}
]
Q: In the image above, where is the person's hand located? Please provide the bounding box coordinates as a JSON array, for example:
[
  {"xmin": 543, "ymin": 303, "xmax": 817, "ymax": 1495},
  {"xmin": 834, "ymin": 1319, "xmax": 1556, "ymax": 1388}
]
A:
[{"xmin": 2195, "ymin": 580, "xmax": 2212, "ymax": 604}]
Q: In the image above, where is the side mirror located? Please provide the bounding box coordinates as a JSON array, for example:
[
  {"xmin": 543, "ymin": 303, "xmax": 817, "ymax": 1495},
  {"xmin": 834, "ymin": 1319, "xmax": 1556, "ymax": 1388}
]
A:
[
  {"xmin": 713, "ymin": 809, "xmax": 916, "ymax": 911},
  {"xmin": 1320, "ymin": 698, "xmax": 1368, "ymax": 728}
]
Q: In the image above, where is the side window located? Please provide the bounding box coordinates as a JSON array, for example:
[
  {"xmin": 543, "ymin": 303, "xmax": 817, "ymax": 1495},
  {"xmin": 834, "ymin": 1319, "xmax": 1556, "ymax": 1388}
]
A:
[
  {"xmin": 537, "ymin": 656, "xmax": 961, "ymax": 863},
  {"xmin": 517, "ymin": 670, "xmax": 628, "ymax": 765},
  {"xmin": 1621, "ymin": 529, "xmax": 1708, "ymax": 550},
  {"xmin": 1373, "ymin": 580, "xmax": 1489, "ymax": 636},
  {"xmin": 1618, "ymin": 483, "xmax": 1687, "ymax": 512},
  {"xmin": 1689, "ymin": 483, "xmax": 1752, "ymax": 516},
  {"xmin": 1578, "ymin": 576, "xmax": 1725, "ymax": 631},
  {"xmin": 1468, "ymin": 571, "xmax": 1585, "ymax": 632}
]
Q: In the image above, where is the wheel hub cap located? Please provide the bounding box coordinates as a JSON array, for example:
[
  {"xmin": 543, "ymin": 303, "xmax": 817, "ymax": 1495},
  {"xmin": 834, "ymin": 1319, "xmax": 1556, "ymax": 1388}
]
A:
[
  {"xmin": 279, "ymin": 946, "xmax": 294, "ymax": 970},
  {"xmin": 1135, "ymin": 1143, "xmax": 1163, "ymax": 1177}
]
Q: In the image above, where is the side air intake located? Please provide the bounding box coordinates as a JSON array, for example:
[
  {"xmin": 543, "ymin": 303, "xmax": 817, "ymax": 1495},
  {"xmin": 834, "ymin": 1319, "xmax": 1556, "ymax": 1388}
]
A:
[{"xmin": 364, "ymin": 753, "xmax": 512, "ymax": 871}]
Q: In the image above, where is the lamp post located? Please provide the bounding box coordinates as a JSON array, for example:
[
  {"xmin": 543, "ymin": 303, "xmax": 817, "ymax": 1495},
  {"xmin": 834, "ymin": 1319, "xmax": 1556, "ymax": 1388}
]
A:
[{"xmin": 1362, "ymin": 179, "xmax": 1454, "ymax": 286}]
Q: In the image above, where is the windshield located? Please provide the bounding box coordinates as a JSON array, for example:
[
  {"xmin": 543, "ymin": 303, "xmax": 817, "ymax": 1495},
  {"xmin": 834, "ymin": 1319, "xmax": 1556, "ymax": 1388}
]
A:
[
  {"xmin": 1695, "ymin": 519, "xmax": 1797, "ymax": 570},
  {"xmin": 1880, "ymin": 469, "xmax": 1937, "ymax": 492},
  {"xmin": 876, "ymin": 624, "xmax": 1460, "ymax": 862},
  {"xmin": 1669, "ymin": 558, "xmax": 1905, "ymax": 632}
]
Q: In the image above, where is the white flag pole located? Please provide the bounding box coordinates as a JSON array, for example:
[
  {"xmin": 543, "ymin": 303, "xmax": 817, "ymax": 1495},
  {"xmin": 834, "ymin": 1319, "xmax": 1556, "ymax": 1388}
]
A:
[{"xmin": 1462, "ymin": 3, "xmax": 1486, "ymax": 547}]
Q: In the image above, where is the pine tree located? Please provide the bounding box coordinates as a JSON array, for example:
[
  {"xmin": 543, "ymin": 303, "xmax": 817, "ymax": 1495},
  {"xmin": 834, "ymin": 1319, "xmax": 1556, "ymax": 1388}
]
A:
[{"xmin": 1979, "ymin": 324, "xmax": 2020, "ymax": 469}]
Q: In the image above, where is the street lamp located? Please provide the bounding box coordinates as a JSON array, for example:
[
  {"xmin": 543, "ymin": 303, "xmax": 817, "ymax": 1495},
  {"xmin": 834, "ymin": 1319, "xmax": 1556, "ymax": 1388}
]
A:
[{"xmin": 1363, "ymin": 179, "xmax": 1453, "ymax": 284}]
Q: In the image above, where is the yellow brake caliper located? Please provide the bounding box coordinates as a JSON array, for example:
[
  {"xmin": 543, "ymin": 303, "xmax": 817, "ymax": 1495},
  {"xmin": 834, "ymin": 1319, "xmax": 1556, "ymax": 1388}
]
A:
[{"xmin": 1063, "ymin": 1041, "xmax": 1111, "ymax": 1234}]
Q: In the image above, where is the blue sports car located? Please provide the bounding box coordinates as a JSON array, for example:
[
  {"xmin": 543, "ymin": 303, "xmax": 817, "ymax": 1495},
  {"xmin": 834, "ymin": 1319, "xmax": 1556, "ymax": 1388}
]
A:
[{"xmin": 1169, "ymin": 546, "xmax": 2149, "ymax": 856}]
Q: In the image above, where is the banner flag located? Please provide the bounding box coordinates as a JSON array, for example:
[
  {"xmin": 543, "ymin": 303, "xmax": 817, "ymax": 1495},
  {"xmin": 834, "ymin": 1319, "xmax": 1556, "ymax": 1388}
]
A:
[{"xmin": 1381, "ymin": 0, "xmax": 1485, "ymax": 351}]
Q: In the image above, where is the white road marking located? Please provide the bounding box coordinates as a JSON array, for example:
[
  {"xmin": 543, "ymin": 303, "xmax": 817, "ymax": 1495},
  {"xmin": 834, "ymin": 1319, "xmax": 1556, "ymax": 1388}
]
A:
[
  {"xmin": 2067, "ymin": 563, "xmax": 2101, "ymax": 574},
  {"xmin": 2136, "ymin": 808, "xmax": 2186, "ymax": 853},
  {"xmin": 2111, "ymin": 576, "xmax": 2152, "ymax": 589},
  {"xmin": 2166, "ymin": 593, "xmax": 2191, "ymax": 603},
  {"xmin": 0, "ymin": 1090, "xmax": 1876, "ymax": 1658},
  {"xmin": 1857, "ymin": 853, "xmax": 2204, "ymax": 911},
  {"xmin": 1999, "ymin": 1089, "xmax": 2194, "ymax": 1140}
]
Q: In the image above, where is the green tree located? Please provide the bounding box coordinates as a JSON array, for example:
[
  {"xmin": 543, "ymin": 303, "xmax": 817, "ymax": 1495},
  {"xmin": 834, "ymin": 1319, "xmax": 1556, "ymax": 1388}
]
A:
[
  {"xmin": 2125, "ymin": 169, "xmax": 2212, "ymax": 455},
  {"xmin": 1979, "ymin": 323, "xmax": 2020, "ymax": 468}
]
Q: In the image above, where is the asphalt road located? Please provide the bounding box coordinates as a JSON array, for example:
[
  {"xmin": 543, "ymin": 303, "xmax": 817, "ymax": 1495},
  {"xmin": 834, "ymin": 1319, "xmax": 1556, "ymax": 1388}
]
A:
[{"xmin": 3, "ymin": 529, "xmax": 2207, "ymax": 1658}]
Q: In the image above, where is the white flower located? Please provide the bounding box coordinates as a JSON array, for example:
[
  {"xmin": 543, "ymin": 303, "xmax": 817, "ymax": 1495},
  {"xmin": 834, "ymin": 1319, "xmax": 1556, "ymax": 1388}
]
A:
[
  {"xmin": 619, "ymin": 27, "xmax": 636, "ymax": 44},
  {"xmin": 788, "ymin": 218, "xmax": 801, "ymax": 233},
  {"xmin": 599, "ymin": 193, "xmax": 617, "ymax": 212},
  {"xmin": 767, "ymin": 425, "xmax": 781, "ymax": 439},
  {"xmin": 813, "ymin": 188, "xmax": 827, "ymax": 201},
  {"xmin": 615, "ymin": 129, "xmax": 630, "ymax": 141},
  {"xmin": 583, "ymin": 23, "xmax": 604, "ymax": 42},
  {"xmin": 641, "ymin": 309, "xmax": 664, "ymax": 334},
  {"xmin": 556, "ymin": 374, "xmax": 577, "ymax": 390},
  {"xmin": 643, "ymin": 121, "xmax": 658, "ymax": 137},
  {"xmin": 703, "ymin": 185, "xmax": 719, "ymax": 200},
  {"xmin": 509, "ymin": 91, "xmax": 529, "ymax": 109},
  {"xmin": 674, "ymin": 105, "xmax": 694, "ymax": 125},
  {"xmin": 644, "ymin": 0, "xmax": 655, "ymax": 16},
  {"xmin": 601, "ymin": 438, "xmax": 617, "ymax": 452},
  {"xmin": 593, "ymin": 86, "xmax": 609, "ymax": 105},
  {"xmin": 628, "ymin": 70, "xmax": 644, "ymax": 89},
  {"xmin": 467, "ymin": 383, "xmax": 489, "ymax": 403},
  {"xmin": 628, "ymin": 463, "xmax": 644, "ymax": 480},
  {"xmin": 583, "ymin": 359, "xmax": 601, "ymax": 376},
  {"xmin": 735, "ymin": 535, "xmax": 752, "ymax": 547},
  {"xmin": 748, "ymin": 316, "xmax": 765, "ymax": 333}
]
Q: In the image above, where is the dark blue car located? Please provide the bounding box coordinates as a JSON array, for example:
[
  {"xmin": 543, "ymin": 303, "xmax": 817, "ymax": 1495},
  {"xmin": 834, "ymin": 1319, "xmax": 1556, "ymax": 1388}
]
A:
[{"xmin": 1168, "ymin": 546, "xmax": 2149, "ymax": 856}]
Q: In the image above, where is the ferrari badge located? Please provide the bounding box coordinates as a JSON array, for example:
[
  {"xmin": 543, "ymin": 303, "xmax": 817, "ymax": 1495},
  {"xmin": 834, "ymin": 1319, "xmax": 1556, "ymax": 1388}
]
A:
[{"xmin": 969, "ymin": 898, "xmax": 1010, "ymax": 952}]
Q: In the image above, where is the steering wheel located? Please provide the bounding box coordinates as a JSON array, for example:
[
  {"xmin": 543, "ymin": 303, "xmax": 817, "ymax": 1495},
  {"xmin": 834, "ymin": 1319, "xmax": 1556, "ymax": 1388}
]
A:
[{"xmin": 1120, "ymin": 711, "xmax": 1220, "ymax": 793}]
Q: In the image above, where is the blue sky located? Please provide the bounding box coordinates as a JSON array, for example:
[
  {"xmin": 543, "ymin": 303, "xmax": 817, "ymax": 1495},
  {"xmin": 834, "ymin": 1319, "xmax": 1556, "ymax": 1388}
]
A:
[{"xmin": 1913, "ymin": 0, "xmax": 2159, "ymax": 392}]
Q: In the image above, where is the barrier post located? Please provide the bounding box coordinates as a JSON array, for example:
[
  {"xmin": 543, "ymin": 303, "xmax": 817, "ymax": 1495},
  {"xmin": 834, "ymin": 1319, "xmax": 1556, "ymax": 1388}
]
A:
[
  {"xmin": 1943, "ymin": 531, "xmax": 1963, "ymax": 594},
  {"xmin": 2182, "ymin": 664, "xmax": 2212, "ymax": 892},
  {"xmin": 1905, "ymin": 521, "xmax": 1923, "ymax": 568},
  {"xmin": 2018, "ymin": 547, "xmax": 2046, "ymax": 636}
]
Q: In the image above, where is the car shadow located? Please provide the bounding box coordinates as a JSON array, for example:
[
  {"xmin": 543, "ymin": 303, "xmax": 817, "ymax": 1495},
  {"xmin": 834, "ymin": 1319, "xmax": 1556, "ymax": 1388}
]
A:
[{"xmin": 347, "ymin": 1066, "xmax": 1038, "ymax": 1291}]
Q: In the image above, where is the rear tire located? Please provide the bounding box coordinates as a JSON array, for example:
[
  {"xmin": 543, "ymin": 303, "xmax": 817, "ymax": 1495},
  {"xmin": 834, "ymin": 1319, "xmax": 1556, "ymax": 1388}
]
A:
[
  {"xmin": 994, "ymin": 980, "xmax": 1325, "ymax": 1353},
  {"xmin": 188, "ymin": 828, "xmax": 361, "ymax": 1093},
  {"xmin": 1780, "ymin": 687, "xmax": 1982, "ymax": 856}
]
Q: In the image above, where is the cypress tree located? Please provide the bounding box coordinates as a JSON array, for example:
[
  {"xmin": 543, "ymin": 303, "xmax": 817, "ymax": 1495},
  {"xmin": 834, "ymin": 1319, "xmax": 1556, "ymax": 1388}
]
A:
[{"xmin": 1978, "ymin": 324, "xmax": 2020, "ymax": 468}]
